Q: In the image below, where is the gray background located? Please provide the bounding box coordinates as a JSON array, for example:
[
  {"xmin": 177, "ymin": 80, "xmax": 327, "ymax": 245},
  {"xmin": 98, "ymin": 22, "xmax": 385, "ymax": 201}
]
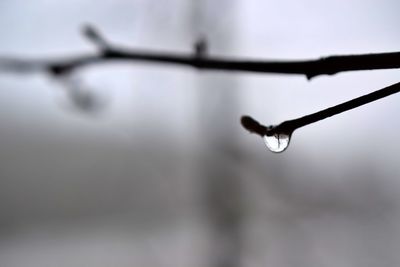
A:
[{"xmin": 0, "ymin": 0, "xmax": 399, "ymax": 266}]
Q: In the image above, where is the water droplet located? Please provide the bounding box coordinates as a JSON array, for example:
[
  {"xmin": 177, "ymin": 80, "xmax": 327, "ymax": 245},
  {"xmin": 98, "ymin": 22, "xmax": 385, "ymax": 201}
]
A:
[{"xmin": 263, "ymin": 132, "xmax": 291, "ymax": 153}]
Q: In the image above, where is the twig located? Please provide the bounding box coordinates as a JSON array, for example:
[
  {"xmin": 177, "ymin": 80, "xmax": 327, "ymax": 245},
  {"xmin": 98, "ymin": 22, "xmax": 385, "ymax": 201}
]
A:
[
  {"xmin": 242, "ymin": 81, "xmax": 400, "ymax": 137},
  {"xmin": 0, "ymin": 25, "xmax": 399, "ymax": 79},
  {"xmin": 1, "ymin": 25, "xmax": 400, "ymax": 151}
]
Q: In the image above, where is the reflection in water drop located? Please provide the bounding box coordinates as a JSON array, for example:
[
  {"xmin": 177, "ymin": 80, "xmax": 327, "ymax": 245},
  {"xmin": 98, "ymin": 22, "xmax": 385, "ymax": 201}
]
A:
[{"xmin": 263, "ymin": 133, "xmax": 291, "ymax": 153}]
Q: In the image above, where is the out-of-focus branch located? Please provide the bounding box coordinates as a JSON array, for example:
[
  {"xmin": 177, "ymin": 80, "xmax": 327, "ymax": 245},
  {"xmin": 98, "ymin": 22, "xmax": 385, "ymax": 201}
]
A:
[{"xmin": 0, "ymin": 25, "xmax": 400, "ymax": 79}]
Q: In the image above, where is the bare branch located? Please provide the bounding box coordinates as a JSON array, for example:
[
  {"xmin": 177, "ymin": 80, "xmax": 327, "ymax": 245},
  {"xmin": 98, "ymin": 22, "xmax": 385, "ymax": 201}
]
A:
[
  {"xmin": 1, "ymin": 25, "xmax": 400, "ymax": 150},
  {"xmin": 242, "ymin": 81, "xmax": 400, "ymax": 138},
  {"xmin": 0, "ymin": 25, "xmax": 399, "ymax": 78}
]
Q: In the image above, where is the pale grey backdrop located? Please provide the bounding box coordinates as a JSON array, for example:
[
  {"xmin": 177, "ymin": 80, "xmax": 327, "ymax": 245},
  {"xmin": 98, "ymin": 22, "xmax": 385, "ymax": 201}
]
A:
[{"xmin": 0, "ymin": 1, "xmax": 399, "ymax": 267}]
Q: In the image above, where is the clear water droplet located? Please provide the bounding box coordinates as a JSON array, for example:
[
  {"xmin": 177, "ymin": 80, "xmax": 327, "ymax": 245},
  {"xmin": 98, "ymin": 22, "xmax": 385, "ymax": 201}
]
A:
[{"xmin": 263, "ymin": 132, "xmax": 291, "ymax": 153}]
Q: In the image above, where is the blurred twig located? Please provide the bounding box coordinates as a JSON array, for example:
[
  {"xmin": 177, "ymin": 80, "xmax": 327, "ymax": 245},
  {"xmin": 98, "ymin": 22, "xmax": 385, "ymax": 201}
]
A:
[{"xmin": 0, "ymin": 25, "xmax": 399, "ymax": 79}]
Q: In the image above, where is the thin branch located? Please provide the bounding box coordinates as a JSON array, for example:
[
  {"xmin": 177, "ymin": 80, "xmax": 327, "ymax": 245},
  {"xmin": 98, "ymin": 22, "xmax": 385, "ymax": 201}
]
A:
[
  {"xmin": 242, "ymin": 81, "xmax": 400, "ymax": 137},
  {"xmin": 1, "ymin": 25, "xmax": 399, "ymax": 151},
  {"xmin": 0, "ymin": 25, "xmax": 400, "ymax": 78}
]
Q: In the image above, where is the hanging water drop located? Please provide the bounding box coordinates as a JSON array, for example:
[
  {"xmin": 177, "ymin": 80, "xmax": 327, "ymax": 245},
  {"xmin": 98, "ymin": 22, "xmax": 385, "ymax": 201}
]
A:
[
  {"xmin": 240, "ymin": 116, "xmax": 293, "ymax": 153},
  {"xmin": 263, "ymin": 132, "xmax": 291, "ymax": 153}
]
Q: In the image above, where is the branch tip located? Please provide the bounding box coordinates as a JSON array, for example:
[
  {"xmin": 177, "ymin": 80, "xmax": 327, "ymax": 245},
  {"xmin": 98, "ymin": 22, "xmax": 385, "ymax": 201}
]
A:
[
  {"xmin": 82, "ymin": 24, "xmax": 110, "ymax": 51},
  {"xmin": 241, "ymin": 115, "xmax": 268, "ymax": 136}
]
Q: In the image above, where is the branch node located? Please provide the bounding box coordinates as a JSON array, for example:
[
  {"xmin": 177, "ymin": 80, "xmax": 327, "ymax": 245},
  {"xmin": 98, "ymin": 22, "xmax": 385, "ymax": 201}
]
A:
[
  {"xmin": 193, "ymin": 36, "xmax": 208, "ymax": 58},
  {"xmin": 48, "ymin": 64, "xmax": 72, "ymax": 77}
]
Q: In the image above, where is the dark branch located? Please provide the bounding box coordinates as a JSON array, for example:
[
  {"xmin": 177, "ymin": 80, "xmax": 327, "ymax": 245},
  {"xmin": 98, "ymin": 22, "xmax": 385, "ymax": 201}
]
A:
[
  {"xmin": 3, "ymin": 49, "xmax": 400, "ymax": 79},
  {"xmin": 0, "ymin": 25, "xmax": 400, "ymax": 78},
  {"xmin": 4, "ymin": 50, "xmax": 400, "ymax": 79},
  {"xmin": 242, "ymin": 81, "xmax": 400, "ymax": 137}
]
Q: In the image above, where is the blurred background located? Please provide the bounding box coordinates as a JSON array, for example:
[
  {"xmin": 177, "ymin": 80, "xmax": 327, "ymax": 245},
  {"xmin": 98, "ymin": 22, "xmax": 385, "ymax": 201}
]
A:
[{"xmin": 0, "ymin": 0, "xmax": 400, "ymax": 266}]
